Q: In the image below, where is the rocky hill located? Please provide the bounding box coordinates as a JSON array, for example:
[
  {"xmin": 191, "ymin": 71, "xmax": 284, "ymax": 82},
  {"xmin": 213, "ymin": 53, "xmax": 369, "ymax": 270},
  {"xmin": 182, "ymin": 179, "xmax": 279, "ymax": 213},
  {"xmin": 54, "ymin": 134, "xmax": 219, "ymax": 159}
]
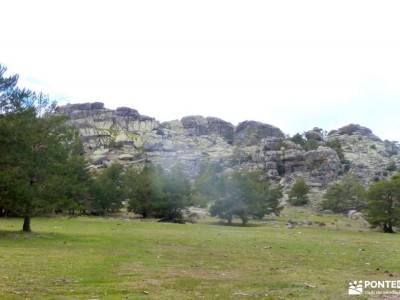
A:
[{"xmin": 56, "ymin": 103, "xmax": 400, "ymax": 192}]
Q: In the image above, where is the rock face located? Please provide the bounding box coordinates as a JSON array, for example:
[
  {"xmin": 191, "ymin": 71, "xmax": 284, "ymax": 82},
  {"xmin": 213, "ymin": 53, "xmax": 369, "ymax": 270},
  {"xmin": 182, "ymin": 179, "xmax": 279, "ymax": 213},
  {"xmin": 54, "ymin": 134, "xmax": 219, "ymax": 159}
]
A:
[
  {"xmin": 328, "ymin": 127, "xmax": 400, "ymax": 184},
  {"xmin": 57, "ymin": 102, "xmax": 400, "ymax": 190}
]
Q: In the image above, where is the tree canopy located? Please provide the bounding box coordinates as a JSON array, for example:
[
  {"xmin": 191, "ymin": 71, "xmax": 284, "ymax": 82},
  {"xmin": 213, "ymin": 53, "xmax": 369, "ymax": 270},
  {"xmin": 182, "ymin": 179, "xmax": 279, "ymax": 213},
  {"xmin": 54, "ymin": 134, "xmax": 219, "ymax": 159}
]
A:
[{"xmin": 0, "ymin": 65, "xmax": 88, "ymax": 231}]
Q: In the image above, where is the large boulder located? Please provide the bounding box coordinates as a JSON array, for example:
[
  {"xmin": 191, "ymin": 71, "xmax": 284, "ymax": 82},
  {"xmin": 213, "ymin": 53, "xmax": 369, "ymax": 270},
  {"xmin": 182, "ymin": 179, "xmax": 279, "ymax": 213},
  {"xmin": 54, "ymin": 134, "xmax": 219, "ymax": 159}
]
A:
[
  {"xmin": 331, "ymin": 124, "xmax": 380, "ymax": 141},
  {"xmin": 234, "ymin": 121, "xmax": 285, "ymax": 146},
  {"xmin": 305, "ymin": 128, "xmax": 324, "ymax": 141},
  {"xmin": 181, "ymin": 116, "xmax": 209, "ymax": 135},
  {"xmin": 115, "ymin": 107, "xmax": 140, "ymax": 117},
  {"xmin": 205, "ymin": 117, "xmax": 234, "ymax": 143},
  {"xmin": 180, "ymin": 116, "xmax": 234, "ymax": 143},
  {"xmin": 56, "ymin": 102, "xmax": 104, "ymax": 112}
]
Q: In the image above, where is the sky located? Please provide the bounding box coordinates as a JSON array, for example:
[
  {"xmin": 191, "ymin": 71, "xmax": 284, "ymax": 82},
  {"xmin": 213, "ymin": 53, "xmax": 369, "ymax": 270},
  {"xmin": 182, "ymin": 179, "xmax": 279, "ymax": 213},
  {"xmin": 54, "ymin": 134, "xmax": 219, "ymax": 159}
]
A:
[{"xmin": 1, "ymin": 0, "xmax": 400, "ymax": 141}]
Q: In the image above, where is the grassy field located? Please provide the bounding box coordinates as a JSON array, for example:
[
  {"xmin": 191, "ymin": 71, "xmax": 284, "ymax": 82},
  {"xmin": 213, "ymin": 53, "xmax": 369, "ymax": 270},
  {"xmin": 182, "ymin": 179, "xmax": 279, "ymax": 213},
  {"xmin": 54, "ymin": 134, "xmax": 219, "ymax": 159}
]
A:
[{"xmin": 1, "ymin": 208, "xmax": 400, "ymax": 299}]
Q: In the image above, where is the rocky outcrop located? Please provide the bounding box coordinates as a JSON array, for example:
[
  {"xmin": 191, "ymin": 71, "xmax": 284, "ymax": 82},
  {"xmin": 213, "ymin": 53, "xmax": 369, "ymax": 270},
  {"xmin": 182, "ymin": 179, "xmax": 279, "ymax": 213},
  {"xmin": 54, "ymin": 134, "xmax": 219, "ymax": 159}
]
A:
[
  {"xmin": 57, "ymin": 102, "xmax": 399, "ymax": 190},
  {"xmin": 328, "ymin": 125, "xmax": 399, "ymax": 184},
  {"xmin": 329, "ymin": 124, "xmax": 381, "ymax": 141},
  {"xmin": 305, "ymin": 128, "xmax": 324, "ymax": 142},
  {"xmin": 180, "ymin": 116, "xmax": 234, "ymax": 143}
]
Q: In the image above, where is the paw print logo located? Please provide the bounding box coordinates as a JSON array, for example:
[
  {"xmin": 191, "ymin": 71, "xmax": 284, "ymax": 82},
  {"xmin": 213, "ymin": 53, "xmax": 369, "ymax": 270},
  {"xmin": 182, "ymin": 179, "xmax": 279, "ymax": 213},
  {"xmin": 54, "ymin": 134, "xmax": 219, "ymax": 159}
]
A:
[{"xmin": 348, "ymin": 281, "xmax": 363, "ymax": 295}]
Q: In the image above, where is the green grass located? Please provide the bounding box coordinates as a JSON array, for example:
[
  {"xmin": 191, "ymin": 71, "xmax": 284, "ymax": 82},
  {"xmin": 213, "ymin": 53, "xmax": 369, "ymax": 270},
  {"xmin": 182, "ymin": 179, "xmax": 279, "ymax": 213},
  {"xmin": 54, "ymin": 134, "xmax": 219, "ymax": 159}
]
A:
[{"xmin": 0, "ymin": 209, "xmax": 400, "ymax": 299}]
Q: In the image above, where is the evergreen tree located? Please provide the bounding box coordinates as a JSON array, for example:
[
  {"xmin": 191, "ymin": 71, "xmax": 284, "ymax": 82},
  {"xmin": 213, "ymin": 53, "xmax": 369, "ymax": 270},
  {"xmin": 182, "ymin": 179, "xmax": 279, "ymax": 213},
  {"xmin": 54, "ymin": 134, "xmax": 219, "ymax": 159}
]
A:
[
  {"xmin": 0, "ymin": 65, "xmax": 88, "ymax": 231},
  {"xmin": 90, "ymin": 164, "xmax": 124, "ymax": 215},
  {"xmin": 125, "ymin": 164, "xmax": 164, "ymax": 218}
]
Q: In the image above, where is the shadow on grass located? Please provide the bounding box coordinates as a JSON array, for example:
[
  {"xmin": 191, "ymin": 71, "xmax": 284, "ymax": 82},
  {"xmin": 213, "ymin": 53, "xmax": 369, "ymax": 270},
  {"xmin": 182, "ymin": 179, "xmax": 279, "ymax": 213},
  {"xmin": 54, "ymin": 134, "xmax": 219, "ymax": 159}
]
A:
[
  {"xmin": 0, "ymin": 229, "xmax": 95, "ymax": 245},
  {"xmin": 207, "ymin": 221, "xmax": 264, "ymax": 227}
]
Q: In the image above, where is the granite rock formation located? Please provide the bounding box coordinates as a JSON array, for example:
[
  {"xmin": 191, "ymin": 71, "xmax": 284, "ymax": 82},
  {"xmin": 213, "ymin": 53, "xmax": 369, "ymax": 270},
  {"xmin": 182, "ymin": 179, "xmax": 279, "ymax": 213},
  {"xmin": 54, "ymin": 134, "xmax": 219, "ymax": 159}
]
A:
[{"xmin": 57, "ymin": 103, "xmax": 400, "ymax": 191}]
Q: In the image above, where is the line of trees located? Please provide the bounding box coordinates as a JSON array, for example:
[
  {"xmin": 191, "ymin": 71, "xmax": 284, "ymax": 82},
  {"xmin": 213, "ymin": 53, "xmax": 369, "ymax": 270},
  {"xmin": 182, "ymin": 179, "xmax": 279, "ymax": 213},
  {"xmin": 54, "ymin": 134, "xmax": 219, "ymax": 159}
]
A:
[{"xmin": 287, "ymin": 174, "xmax": 400, "ymax": 233}]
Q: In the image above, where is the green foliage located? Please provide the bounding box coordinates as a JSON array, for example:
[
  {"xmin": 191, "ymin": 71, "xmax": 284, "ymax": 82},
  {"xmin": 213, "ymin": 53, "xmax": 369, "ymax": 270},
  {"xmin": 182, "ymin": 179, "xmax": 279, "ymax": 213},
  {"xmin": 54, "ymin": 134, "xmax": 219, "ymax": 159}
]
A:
[
  {"xmin": 160, "ymin": 165, "xmax": 192, "ymax": 220},
  {"xmin": 210, "ymin": 170, "xmax": 282, "ymax": 224},
  {"xmin": 0, "ymin": 65, "xmax": 90, "ymax": 231},
  {"xmin": 125, "ymin": 164, "xmax": 192, "ymax": 220},
  {"xmin": 366, "ymin": 175, "xmax": 400, "ymax": 233},
  {"xmin": 192, "ymin": 163, "xmax": 224, "ymax": 207},
  {"xmin": 89, "ymin": 164, "xmax": 124, "ymax": 215},
  {"xmin": 53, "ymin": 152, "xmax": 92, "ymax": 214},
  {"xmin": 290, "ymin": 133, "xmax": 319, "ymax": 151},
  {"xmin": 288, "ymin": 177, "xmax": 310, "ymax": 206},
  {"xmin": 321, "ymin": 175, "xmax": 367, "ymax": 213},
  {"xmin": 124, "ymin": 165, "xmax": 163, "ymax": 218}
]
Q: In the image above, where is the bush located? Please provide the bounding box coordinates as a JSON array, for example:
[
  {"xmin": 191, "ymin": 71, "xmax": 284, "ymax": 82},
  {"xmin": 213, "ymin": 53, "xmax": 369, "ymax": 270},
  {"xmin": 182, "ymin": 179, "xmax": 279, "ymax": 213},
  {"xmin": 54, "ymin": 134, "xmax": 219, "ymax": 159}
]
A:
[{"xmin": 288, "ymin": 177, "xmax": 310, "ymax": 206}]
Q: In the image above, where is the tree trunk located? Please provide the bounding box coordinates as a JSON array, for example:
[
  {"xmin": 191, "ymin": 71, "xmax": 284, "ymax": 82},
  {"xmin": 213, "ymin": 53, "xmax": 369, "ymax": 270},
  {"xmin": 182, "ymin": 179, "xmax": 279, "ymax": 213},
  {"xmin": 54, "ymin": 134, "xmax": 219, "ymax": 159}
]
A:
[
  {"xmin": 241, "ymin": 216, "xmax": 248, "ymax": 225},
  {"xmin": 383, "ymin": 223, "xmax": 394, "ymax": 233},
  {"xmin": 23, "ymin": 216, "xmax": 31, "ymax": 232},
  {"xmin": 227, "ymin": 215, "xmax": 232, "ymax": 225}
]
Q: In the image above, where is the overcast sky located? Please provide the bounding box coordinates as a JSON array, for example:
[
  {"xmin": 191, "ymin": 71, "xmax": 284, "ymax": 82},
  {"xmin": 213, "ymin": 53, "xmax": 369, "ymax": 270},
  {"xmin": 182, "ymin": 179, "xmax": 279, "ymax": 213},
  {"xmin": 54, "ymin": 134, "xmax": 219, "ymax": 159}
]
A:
[{"xmin": 1, "ymin": 0, "xmax": 400, "ymax": 141}]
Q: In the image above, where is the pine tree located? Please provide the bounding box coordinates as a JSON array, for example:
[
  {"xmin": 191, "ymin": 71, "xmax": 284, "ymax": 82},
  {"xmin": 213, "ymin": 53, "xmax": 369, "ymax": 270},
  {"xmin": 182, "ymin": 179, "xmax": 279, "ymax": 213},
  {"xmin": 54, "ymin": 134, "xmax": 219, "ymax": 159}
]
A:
[{"xmin": 0, "ymin": 65, "xmax": 87, "ymax": 231}]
